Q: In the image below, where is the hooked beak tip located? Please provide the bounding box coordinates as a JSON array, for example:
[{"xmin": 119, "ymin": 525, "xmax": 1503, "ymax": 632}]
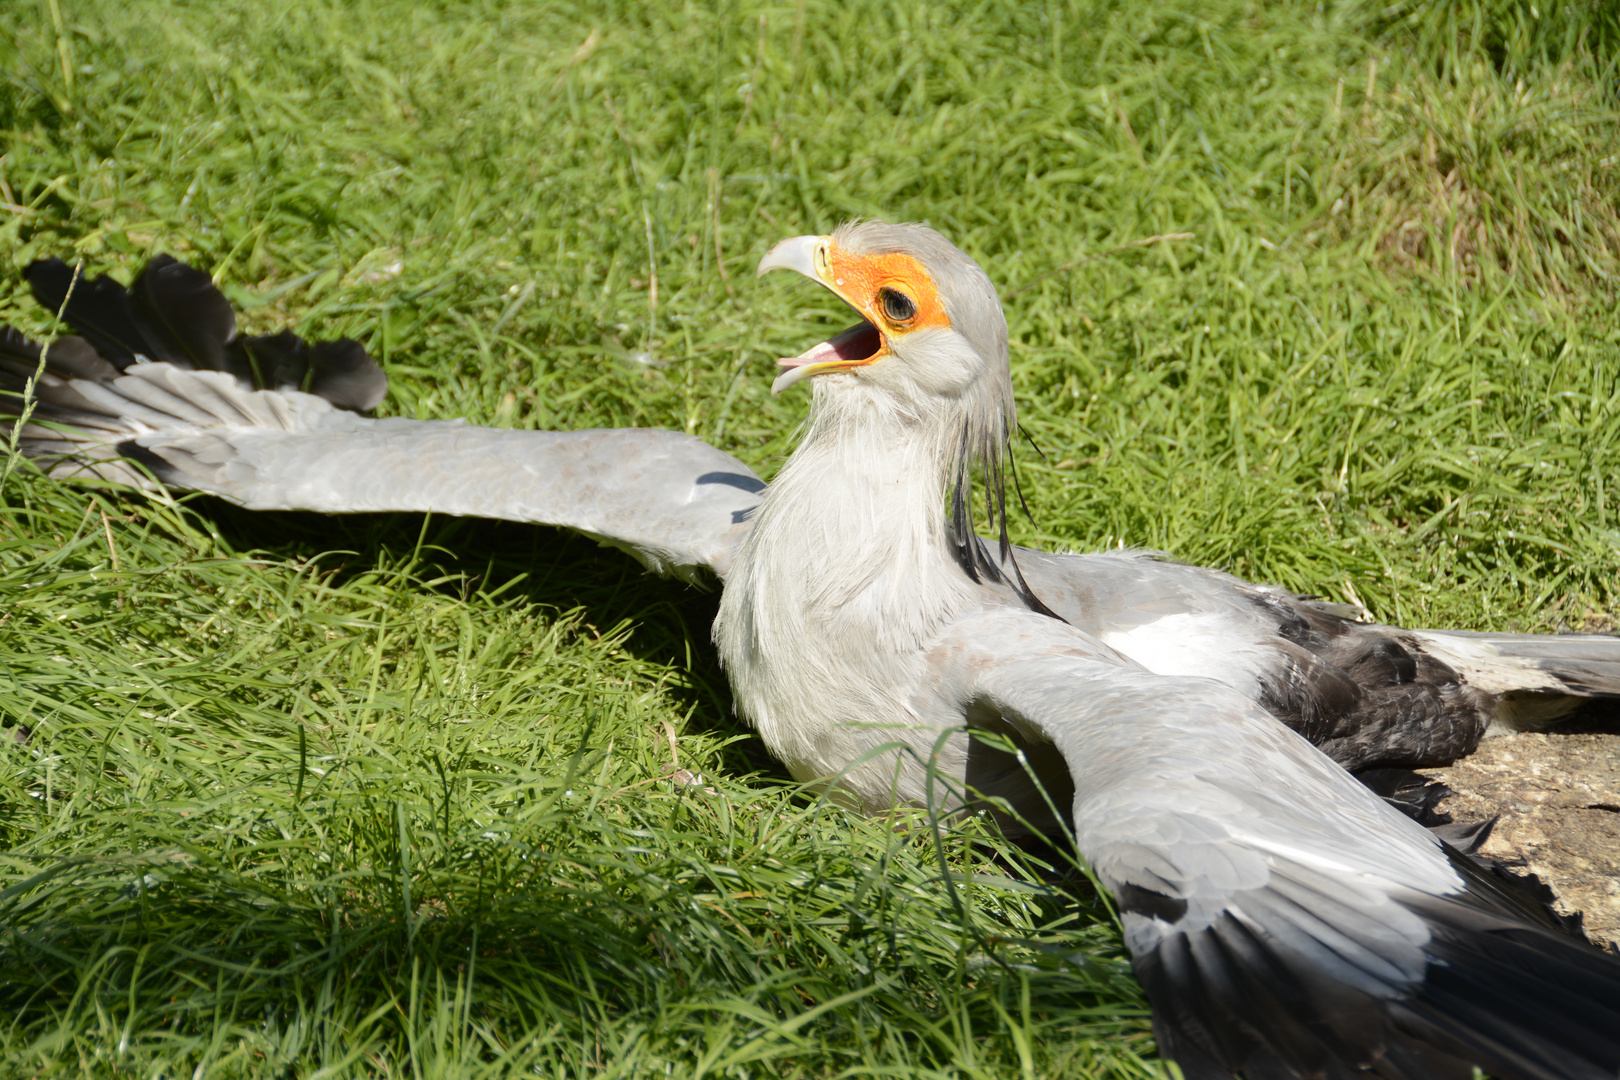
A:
[
  {"xmin": 757, "ymin": 235, "xmax": 824, "ymax": 280},
  {"xmin": 770, "ymin": 364, "xmax": 817, "ymax": 395}
]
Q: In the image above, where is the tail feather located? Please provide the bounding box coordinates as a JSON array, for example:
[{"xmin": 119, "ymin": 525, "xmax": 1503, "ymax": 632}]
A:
[
  {"xmin": 1411, "ymin": 629, "xmax": 1620, "ymax": 707},
  {"xmin": 1429, "ymin": 630, "xmax": 1620, "ymax": 665},
  {"xmin": 1525, "ymin": 659, "xmax": 1620, "ymax": 695}
]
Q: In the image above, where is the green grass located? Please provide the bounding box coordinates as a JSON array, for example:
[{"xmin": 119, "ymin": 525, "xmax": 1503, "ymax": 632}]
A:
[{"xmin": 1, "ymin": 0, "xmax": 1618, "ymax": 1075}]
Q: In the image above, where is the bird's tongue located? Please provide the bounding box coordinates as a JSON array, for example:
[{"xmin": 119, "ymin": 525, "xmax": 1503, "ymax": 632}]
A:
[{"xmin": 772, "ymin": 321, "xmax": 882, "ymax": 394}]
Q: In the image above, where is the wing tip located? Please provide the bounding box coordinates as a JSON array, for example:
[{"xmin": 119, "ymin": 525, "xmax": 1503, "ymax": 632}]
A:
[
  {"xmin": 1132, "ymin": 861, "xmax": 1620, "ymax": 1080},
  {"xmin": 8, "ymin": 253, "xmax": 391, "ymax": 415}
]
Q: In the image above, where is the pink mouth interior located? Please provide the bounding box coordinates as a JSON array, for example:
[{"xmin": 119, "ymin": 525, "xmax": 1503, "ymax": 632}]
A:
[{"xmin": 781, "ymin": 321, "xmax": 882, "ymax": 368}]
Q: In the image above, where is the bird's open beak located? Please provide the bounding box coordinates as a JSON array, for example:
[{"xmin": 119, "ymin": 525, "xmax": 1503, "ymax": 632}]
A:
[{"xmin": 758, "ymin": 235, "xmax": 886, "ymax": 395}]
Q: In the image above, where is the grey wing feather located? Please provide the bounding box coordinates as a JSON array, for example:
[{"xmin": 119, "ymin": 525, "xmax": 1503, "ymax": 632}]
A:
[
  {"xmin": 7, "ymin": 361, "xmax": 762, "ymax": 583},
  {"xmin": 1407, "ymin": 628, "xmax": 1620, "ymax": 699},
  {"xmin": 924, "ymin": 605, "xmax": 1620, "ymax": 1080}
]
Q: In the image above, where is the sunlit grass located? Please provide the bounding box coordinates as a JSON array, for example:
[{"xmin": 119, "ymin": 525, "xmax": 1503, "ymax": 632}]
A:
[{"xmin": 1, "ymin": 0, "xmax": 1617, "ymax": 1075}]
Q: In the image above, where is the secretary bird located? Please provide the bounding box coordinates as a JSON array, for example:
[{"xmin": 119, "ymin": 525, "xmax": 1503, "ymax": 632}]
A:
[{"xmin": 4, "ymin": 231, "xmax": 1620, "ymax": 1079}]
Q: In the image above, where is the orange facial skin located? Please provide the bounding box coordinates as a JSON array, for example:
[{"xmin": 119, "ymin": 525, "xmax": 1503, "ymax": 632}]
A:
[{"xmin": 823, "ymin": 246, "xmax": 951, "ymax": 335}]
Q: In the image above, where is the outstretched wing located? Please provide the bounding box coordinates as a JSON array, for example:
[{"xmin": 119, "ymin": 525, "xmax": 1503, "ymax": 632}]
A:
[
  {"xmin": 921, "ymin": 605, "xmax": 1620, "ymax": 1080},
  {"xmin": 2, "ymin": 258, "xmax": 763, "ymax": 583}
]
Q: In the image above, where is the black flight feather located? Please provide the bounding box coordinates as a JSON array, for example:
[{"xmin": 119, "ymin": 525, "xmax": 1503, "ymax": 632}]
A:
[
  {"xmin": 15, "ymin": 254, "xmax": 387, "ymax": 413},
  {"xmin": 27, "ymin": 259, "xmax": 150, "ymax": 366},
  {"xmin": 128, "ymin": 253, "xmax": 236, "ymax": 371},
  {"xmin": 306, "ymin": 338, "xmax": 388, "ymax": 410},
  {"xmin": 1134, "ymin": 852, "xmax": 1620, "ymax": 1080}
]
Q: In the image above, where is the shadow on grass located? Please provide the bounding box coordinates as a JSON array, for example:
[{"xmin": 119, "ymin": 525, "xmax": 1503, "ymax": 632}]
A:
[
  {"xmin": 0, "ymin": 789, "xmax": 1148, "ymax": 1075},
  {"xmin": 192, "ymin": 497, "xmax": 790, "ymax": 786}
]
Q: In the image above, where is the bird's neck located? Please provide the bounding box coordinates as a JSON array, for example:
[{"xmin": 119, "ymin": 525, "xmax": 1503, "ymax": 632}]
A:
[
  {"xmin": 715, "ymin": 384, "xmax": 981, "ymax": 723},
  {"xmin": 743, "ymin": 385, "xmax": 973, "ymax": 623}
]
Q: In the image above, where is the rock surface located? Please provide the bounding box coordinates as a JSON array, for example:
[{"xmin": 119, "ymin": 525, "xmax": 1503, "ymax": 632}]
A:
[{"xmin": 1423, "ymin": 730, "xmax": 1620, "ymax": 952}]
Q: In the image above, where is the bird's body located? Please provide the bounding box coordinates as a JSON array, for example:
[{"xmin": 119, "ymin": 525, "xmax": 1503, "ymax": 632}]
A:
[{"xmin": 6, "ymin": 236, "xmax": 1620, "ymax": 1079}]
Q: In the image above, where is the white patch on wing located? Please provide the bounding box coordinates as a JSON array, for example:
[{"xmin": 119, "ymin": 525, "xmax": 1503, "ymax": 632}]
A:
[{"xmin": 1100, "ymin": 612, "xmax": 1267, "ymax": 698}]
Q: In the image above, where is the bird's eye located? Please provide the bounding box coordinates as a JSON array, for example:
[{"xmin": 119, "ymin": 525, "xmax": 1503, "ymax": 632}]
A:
[{"xmin": 879, "ymin": 288, "xmax": 917, "ymax": 323}]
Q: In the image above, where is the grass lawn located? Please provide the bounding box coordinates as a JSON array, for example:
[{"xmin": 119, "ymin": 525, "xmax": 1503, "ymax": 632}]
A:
[{"xmin": 2, "ymin": 0, "xmax": 1617, "ymax": 1075}]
